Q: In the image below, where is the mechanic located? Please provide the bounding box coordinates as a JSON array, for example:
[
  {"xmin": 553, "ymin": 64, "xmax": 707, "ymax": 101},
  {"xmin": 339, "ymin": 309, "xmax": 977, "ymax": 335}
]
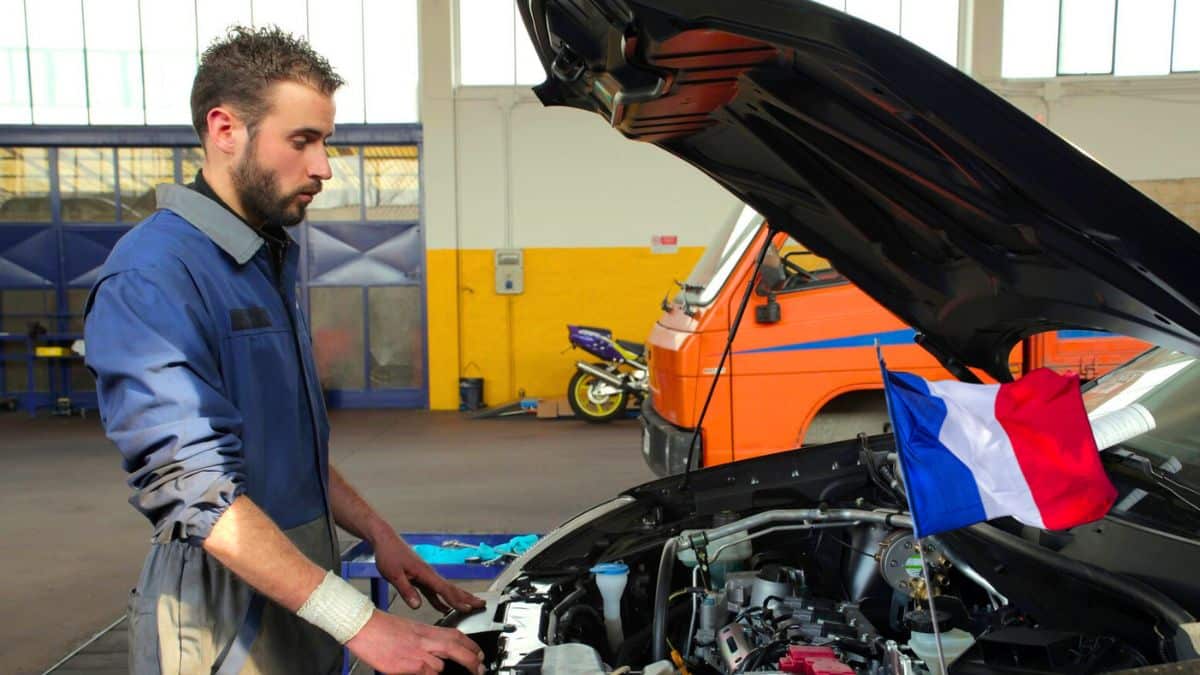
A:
[{"xmin": 84, "ymin": 26, "xmax": 485, "ymax": 675}]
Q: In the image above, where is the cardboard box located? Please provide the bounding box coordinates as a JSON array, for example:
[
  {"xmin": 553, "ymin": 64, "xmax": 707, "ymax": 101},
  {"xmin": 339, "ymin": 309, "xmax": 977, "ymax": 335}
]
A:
[
  {"xmin": 536, "ymin": 398, "xmax": 575, "ymax": 418},
  {"xmin": 536, "ymin": 399, "xmax": 559, "ymax": 418}
]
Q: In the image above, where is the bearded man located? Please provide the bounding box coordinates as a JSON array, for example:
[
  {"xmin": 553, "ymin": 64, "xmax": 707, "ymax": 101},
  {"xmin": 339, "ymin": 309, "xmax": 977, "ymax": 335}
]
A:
[{"xmin": 83, "ymin": 26, "xmax": 483, "ymax": 675}]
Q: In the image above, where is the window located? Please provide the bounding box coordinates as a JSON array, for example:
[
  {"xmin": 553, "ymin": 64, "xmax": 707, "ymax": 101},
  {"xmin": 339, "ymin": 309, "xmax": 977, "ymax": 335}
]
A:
[
  {"xmin": 309, "ymin": 0, "xmax": 366, "ymax": 124},
  {"xmin": 197, "ymin": 0, "xmax": 252, "ymax": 54},
  {"xmin": 459, "ymin": 0, "xmax": 960, "ymax": 84},
  {"xmin": 1002, "ymin": 0, "xmax": 1062, "ymax": 78},
  {"xmin": 365, "ymin": 146, "xmax": 420, "ymax": 221},
  {"xmin": 900, "ymin": 0, "xmax": 960, "ymax": 66},
  {"xmin": 1003, "ymin": 0, "xmax": 1200, "ymax": 78},
  {"xmin": 458, "ymin": 0, "xmax": 544, "ymax": 86},
  {"xmin": 180, "ymin": 148, "xmax": 204, "ymax": 183},
  {"xmin": 251, "ymin": 0, "xmax": 308, "ymax": 41},
  {"xmin": 1058, "ymin": 0, "xmax": 1116, "ymax": 75},
  {"xmin": 58, "ymin": 148, "xmax": 118, "ymax": 223},
  {"xmin": 364, "ymin": 0, "xmax": 419, "ymax": 122},
  {"xmin": 761, "ymin": 235, "xmax": 845, "ymax": 295},
  {"xmin": 27, "ymin": 0, "xmax": 88, "ymax": 124},
  {"xmin": 118, "ymin": 148, "xmax": 175, "ymax": 222},
  {"xmin": 3, "ymin": 0, "xmax": 421, "ymax": 125},
  {"xmin": 367, "ymin": 286, "xmax": 423, "ymax": 388},
  {"xmin": 1175, "ymin": 0, "xmax": 1200, "ymax": 72},
  {"xmin": 1114, "ymin": 0, "xmax": 1175, "ymax": 76},
  {"xmin": 0, "ymin": 148, "xmax": 52, "ymax": 223},
  {"xmin": 795, "ymin": 0, "xmax": 960, "ymax": 65},
  {"xmin": 0, "ymin": 0, "xmax": 31, "ymax": 124},
  {"xmin": 141, "ymin": 0, "xmax": 197, "ymax": 125},
  {"xmin": 84, "ymin": 0, "xmax": 144, "ymax": 124},
  {"xmin": 308, "ymin": 147, "xmax": 363, "ymax": 222},
  {"xmin": 309, "ymin": 286, "xmax": 366, "ymax": 389}
]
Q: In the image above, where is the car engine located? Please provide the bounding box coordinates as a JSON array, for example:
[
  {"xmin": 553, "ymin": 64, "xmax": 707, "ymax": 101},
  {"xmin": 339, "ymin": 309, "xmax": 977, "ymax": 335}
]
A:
[
  {"xmin": 442, "ymin": 445, "xmax": 1195, "ymax": 675},
  {"xmin": 447, "ymin": 514, "xmax": 1158, "ymax": 675}
]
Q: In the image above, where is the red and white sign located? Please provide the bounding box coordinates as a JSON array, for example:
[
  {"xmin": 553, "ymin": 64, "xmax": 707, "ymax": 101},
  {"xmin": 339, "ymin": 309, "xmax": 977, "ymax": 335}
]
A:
[{"xmin": 651, "ymin": 234, "xmax": 679, "ymax": 254}]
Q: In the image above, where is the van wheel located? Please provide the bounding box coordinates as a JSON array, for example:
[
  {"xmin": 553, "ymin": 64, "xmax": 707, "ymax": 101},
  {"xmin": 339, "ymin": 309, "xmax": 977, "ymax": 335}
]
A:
[
  {"xmin": 568, "ymin": 369, "xmax": 628, "ymax": 423},
  {"xmin": 803, "ymin": 390, "xmax": 889, "ymax": 445}
]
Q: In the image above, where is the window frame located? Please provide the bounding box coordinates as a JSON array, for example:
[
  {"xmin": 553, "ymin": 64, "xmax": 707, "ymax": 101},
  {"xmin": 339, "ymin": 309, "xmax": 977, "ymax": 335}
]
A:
[{"xmin": 1005, "ymin": 0, "xmax": 1200, "ymax": 79}]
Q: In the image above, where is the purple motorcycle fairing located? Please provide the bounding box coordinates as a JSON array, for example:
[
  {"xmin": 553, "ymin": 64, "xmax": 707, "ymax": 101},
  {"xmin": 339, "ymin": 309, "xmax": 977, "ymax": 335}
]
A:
[{"xmin": 568, "ymin": 325, "xmax": 623, "ymax": 362}]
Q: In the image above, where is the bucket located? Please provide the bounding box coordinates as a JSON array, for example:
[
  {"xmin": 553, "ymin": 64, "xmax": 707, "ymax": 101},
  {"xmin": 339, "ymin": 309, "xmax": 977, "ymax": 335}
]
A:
[{"xmin": 459, "ymin": 377, "xmax": 484, "ymax": 411}]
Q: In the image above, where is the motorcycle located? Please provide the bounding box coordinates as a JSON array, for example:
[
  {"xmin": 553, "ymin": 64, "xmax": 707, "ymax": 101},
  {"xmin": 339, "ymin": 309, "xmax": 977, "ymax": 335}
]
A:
[{"xmin": 566, "ymin": 325, "xmax": 649, "ymax": 423}]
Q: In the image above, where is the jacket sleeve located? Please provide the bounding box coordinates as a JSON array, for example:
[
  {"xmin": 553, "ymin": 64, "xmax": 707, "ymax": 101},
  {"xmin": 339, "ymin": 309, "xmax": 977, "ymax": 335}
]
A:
[{"xmin": 84, "ymin": 265, "xmax": 246, "ymax": 544}]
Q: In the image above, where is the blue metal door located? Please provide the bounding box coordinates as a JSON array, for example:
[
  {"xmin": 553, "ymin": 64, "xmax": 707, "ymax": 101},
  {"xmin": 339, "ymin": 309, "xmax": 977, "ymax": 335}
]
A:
[{"xmin": 300, "ymin": 143, "xmax": 427, "ymax": 408}]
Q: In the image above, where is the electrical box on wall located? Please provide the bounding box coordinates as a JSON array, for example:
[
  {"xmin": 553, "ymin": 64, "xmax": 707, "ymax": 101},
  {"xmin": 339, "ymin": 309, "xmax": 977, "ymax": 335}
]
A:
[{"xmin": 495, "ymin": 249, "xmax": 524, "ymax": 295}]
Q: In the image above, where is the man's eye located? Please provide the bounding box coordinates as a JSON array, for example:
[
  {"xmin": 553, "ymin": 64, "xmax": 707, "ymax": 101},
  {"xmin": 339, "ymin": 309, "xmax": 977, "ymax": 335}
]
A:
[{"xmin": 291, "ymin": 139, "xmax": 307, "ymax": 149}]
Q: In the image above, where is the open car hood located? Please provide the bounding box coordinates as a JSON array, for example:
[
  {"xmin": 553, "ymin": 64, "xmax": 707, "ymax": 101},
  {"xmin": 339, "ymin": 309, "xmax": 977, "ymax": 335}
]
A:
[{"xmin": 518, "ymin": 0, "xmax": 1200, "ymax": 380}]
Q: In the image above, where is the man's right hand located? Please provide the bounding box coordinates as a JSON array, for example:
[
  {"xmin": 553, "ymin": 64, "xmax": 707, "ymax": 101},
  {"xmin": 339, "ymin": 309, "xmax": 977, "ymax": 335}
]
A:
[{"xmin": 346, "ymin": 610, "xmax": 485, "ymax": 675}]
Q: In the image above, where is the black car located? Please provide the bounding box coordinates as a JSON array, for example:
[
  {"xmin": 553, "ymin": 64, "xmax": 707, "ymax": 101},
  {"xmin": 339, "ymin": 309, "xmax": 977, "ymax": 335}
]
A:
[{"xmin": 438, "ymin": 2, "xmax": 1200, "ymax": 674}]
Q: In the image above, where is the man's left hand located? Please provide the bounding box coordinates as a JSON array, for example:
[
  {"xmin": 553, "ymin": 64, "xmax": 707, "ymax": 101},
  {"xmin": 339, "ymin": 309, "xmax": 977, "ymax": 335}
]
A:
[{"xmin": 374, "ymin": 536, "xmax": 486, "ymax": 613}]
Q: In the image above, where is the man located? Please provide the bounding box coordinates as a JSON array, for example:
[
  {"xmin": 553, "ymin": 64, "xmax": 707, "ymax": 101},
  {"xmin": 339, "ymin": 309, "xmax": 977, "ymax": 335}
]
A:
[{"xmin": 84, "ymin": 27, "xmax": 485, "ymax": 675}]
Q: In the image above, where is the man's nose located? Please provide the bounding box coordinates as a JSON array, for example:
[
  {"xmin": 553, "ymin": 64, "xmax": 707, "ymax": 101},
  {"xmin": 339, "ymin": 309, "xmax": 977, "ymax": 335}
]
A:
[{"xmin": 310, "ymin": 150, "xmax": 333, "ymax": 181}]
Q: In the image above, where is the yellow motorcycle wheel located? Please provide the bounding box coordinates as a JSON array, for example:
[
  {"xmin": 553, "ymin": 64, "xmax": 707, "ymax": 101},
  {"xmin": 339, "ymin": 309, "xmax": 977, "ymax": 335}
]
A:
[{"xmin": 567, "ymin": 368, "xmax": 629, "ymax": 423}]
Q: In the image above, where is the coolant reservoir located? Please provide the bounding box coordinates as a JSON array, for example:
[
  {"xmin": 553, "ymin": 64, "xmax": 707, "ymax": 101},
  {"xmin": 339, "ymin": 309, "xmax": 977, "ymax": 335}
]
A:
[
  {"xmin": 677, "ymin": 511, "xmax": 751, "ymax": 587},
  {"xmin": 905, "ymin": 608, "xmax": 975, "ymax": 668},
  {"xmin": 908, "ymin": 629, "xmax": 975, "ymax": 668}
]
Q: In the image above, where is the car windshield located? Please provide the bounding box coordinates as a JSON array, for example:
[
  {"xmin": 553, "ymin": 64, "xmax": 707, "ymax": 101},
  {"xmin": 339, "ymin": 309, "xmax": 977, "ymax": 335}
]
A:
[
  {"xmin": 1083, "ymin": 348, "xmax": 1200, "ymax": 536},
  {"xmin": 678, "ymin": 204, "xmax": 763, "ymax": 307}
]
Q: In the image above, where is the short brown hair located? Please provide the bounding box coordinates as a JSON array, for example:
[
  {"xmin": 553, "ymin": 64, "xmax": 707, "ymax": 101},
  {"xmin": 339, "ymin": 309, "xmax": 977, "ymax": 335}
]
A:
[{"xmin": 190, "ymin": 25, "xmax": 344, "ymax": 143}]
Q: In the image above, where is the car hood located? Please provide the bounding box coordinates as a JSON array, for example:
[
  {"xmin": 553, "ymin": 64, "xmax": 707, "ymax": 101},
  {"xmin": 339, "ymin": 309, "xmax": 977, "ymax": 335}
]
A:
[{"xmin": 518, "ymin": 0, "xmax": 1200, "ymax": 380}]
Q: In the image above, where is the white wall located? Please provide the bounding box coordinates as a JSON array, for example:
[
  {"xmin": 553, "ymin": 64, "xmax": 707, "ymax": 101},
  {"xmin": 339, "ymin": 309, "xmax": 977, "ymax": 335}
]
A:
[
  {"xmin": 453, "ymin": 92, "xmax": 739, "ymax": 250},
  {"xmin": 998, "ymin": 82, "xmax": 1200, "ymax": 181}
]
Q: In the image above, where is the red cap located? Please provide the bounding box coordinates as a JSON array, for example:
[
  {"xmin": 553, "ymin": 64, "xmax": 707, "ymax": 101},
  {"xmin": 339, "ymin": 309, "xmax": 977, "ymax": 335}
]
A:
[
  {"xmin": 788, "ymin": 646, "xmax": 837, "ymax": 661},
  {"xmin": 806, "ymin": 657, "xmax": 855, "ymax": 675},
  {"xmin": 776, "ymin": 646, "xmax": 848, "ymax": 675}
]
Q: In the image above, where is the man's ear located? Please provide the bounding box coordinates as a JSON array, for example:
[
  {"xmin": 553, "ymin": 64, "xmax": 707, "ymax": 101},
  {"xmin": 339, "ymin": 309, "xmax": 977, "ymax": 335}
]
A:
[{"xmin": 206, "ymin": 106, "xmax": 244, "ymax": 157}]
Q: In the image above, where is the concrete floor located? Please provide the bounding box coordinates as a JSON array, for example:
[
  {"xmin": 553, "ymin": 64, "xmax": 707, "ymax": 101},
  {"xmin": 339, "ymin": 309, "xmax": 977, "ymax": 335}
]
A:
[{"xmin": 0, "ymin": 409, "xmax": 654, "ymax": 675}]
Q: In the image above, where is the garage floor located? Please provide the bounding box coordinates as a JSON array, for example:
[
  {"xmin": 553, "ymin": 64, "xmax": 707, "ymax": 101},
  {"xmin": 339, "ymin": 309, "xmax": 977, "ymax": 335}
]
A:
[{"xmin": 1, "ymin": 410, "xmax": 655, "ymax": 675}]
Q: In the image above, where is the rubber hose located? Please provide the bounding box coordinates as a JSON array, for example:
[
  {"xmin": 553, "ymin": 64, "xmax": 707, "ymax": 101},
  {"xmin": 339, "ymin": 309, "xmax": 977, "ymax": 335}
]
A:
[
  {"xmin": 558, "ymin": 604, "xmax": 604, "ymax": 642},
  {"xmin": 615, "ymin": 602, "xmax": 692, "ymax": 667},
  {"xmin": 652, "ymin": 537, "xmax": 679, "ymax": 663},
  {"xmin": 963, "ymin": 522, "xmax": 1197, "ymax": 658}
]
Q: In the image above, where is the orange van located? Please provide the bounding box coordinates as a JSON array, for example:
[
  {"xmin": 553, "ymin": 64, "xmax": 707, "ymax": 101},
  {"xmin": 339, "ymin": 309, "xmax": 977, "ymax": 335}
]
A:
[{"xmin": 640, "ymin": 207, "xmax": 1149, "ymax": 476}]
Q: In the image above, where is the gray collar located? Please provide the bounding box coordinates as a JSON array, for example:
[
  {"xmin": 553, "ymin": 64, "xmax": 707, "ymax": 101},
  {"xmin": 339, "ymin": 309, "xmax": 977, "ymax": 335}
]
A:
[{"xmin": 155, "ymin": 184, "xmax": 265, "ymax": 265}]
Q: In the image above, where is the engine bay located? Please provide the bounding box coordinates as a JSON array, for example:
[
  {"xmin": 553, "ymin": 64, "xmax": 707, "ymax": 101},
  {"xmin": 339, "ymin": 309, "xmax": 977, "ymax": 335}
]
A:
[
  {"xmin": 440, "ymin": 442, "xmax": 1200, "ymax": 675},
  {"xmin": 446, "ymin": 515, "xmax": 1163, "ymax": 674}
]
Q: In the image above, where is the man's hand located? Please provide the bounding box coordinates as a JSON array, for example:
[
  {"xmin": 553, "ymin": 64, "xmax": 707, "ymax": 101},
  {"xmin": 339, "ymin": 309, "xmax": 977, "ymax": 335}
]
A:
[
  {"xmin": 347, "ymin": 610, "xmax": 484, "ymax": 675},
  {"xmin": 375, "ymin": 536, "xmax": 486, "ymax": 613}
]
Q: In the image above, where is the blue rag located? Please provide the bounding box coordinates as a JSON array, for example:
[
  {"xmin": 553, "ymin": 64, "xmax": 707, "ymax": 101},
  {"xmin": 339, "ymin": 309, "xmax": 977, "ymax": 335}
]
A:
[{"xmin": 413, "ymin": 534, "xmax": 540, "ymax": 565}]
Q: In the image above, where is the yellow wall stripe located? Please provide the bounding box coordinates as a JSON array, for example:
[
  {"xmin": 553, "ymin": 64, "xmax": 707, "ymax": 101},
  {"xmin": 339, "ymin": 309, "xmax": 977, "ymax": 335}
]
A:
[{"xmin": 425, "ymin": 245, "xmax": 705, "ymax": 410}]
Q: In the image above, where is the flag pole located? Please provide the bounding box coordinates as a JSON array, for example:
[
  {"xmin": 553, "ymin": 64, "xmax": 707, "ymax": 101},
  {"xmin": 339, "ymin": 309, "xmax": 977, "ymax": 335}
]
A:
[
  {"xmin": 876, "ymin": 343, "xmax": 948, "ymax": 675},
  {"xmin": 911, "ymin": 529, "xmax": 948, "ymax": 675}
]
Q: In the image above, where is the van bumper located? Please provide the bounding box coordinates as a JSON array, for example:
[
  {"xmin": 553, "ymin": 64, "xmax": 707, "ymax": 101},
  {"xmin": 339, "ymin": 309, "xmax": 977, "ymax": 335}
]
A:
[{"xmin": 640, "ymin": 396, "xmax": 700, "ymax": 477}]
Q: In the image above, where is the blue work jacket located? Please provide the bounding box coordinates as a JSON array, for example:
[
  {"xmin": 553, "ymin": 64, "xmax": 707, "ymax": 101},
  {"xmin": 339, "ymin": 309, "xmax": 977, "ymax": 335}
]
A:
[{"xmin": 84, "ymin": 184, "xmax": 341, "ymax": 674}]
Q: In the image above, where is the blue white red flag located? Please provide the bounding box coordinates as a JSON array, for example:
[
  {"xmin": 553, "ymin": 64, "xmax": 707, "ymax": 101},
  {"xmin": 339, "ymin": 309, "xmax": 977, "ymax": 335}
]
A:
[{"xmin": 882, "ymin": 367, "xmax": 1117, "ymax": 538}]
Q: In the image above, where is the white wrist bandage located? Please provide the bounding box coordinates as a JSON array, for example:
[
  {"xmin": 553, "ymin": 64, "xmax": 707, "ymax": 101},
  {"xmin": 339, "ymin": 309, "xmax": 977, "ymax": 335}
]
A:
[{"xmin": 296, "ymin": 571, "xmax": 375, "ymax": 644}]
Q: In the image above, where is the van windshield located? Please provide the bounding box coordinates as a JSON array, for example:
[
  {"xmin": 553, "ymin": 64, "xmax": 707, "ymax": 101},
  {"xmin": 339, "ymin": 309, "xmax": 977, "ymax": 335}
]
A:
[{"xmin": 679, "ymin": 205, "xmax": 764, "ymax": 307}]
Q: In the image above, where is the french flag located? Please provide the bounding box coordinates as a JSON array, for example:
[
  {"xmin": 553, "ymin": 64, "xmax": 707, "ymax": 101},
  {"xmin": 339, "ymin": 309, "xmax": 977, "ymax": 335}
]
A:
[{"xmin": 883, "ymin": 367, "xmax": 1118, "ymax": 538}]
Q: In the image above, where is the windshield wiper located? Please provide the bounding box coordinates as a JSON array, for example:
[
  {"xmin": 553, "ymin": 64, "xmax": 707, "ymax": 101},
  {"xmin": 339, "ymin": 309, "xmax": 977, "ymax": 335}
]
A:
[
  {"xmin": 669, "ymin": 280, "xmax": 702, "ymax": 318},
  {"xmin": 1107, "ymin": 448, "xmax": 1200, "ymax": 516}
]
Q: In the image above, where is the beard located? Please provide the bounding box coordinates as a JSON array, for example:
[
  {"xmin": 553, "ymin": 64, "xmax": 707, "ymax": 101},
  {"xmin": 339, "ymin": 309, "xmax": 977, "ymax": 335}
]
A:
[{"xmin": 232, "ymin": 143, "xmax": 318, "ymax": 228}]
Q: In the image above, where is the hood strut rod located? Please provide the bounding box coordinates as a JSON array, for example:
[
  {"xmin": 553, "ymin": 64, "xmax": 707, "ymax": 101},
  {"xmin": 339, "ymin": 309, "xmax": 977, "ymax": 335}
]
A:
[
  {"xmin": 915, "ymin": 333, "xmax": 985, "ymax": 384},
  {"xmin": 680, "ymin": 227, "xmax": 777, "ymax": 491}
]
